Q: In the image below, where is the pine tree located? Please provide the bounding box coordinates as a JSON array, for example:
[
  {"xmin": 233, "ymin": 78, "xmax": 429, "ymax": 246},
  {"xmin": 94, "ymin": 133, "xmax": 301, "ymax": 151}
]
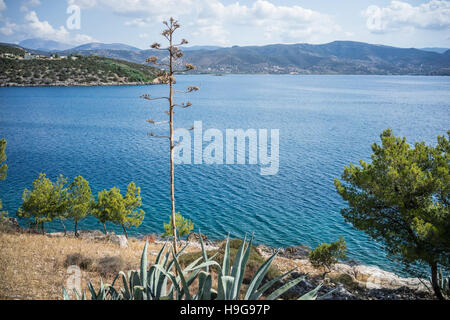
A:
[{"xmin": 67, "ymin": 176, "xmax": 93, "ymax": 237}]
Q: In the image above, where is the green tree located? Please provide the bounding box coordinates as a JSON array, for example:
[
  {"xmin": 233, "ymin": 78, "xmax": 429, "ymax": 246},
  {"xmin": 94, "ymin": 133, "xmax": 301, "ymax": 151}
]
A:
[
  {"xmin": 309, "ymin": 236, "xmax": 347, "ymax": 278},
  {"xmin": 17, "ymin": 173, "xmax": 68, "ymax": 234},
  {"xmin": 334, "ymin": 129, "xmax": 450, "ymax": 300},
  {"xmin": 162, "ymin": 212, "xmax": 194, "ymax": 238},
  {"xmin": 92, "ymin": 183, "xmax": 145, "ymax": 237},
  {"xmin": 120, "ymin": 182, "xmax": 145, "ymax": 238},
  {"xmin": 67, "ymin": 176, "xmax": 93, "ymax": 237},
  {"xmin": 0, "ymin": 138, "xmax": 7, "ymax": 216},
  {"xmin": 92, "ymin": 187, "xmax": 123, "ymax": 235}
]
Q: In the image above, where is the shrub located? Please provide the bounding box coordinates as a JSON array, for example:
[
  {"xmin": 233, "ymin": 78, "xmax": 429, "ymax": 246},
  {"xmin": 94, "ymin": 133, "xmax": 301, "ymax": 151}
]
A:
[
  {"xmin": 330, "ymin": 273, "xmax": 360, "ymax": 290},
  {"xmin": 162, "ymin": 212, "xmax": 194, "ymax": 238},
  {"xmin": 64, "ymin": 253, "xmax": 93, "ymax": 271},
  {"xmin": 309, "ymin": 236, "xmax": 346, "ymax": 276},
  {"xmin": 142, "ymin": 234, "xmax": 157, "ymax": 243},
  {"xmin": 96, "ymin": 256, "xmax": 126, "ymax": 277}
]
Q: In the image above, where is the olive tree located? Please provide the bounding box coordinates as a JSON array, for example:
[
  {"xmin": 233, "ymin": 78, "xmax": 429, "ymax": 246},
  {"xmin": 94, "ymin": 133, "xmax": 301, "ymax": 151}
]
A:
[{"xmin": 335, "ymin": 129, "xmax": 450, "ymax": 300}]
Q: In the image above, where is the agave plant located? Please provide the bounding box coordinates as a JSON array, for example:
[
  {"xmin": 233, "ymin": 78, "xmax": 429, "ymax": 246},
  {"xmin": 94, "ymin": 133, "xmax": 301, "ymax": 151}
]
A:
[
  {"xmin": 64, "ymin": 234, "xmax": 326, "ymax": 300},
  {"xmin": 432, "ymin": 267, "xmax": 450, "ymax": 298}
]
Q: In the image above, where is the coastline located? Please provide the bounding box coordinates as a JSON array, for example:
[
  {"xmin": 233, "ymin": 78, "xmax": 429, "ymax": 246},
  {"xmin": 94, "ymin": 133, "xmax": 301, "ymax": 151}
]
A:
[{"xmin": 0, "ymin": 81, "xmax": 158, "ymax": 88}]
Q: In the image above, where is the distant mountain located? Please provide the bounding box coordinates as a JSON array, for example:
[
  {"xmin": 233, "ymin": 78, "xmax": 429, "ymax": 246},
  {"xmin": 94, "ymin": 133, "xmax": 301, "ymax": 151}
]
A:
[
  {"xmin": 10, "ymin": 40, "xmax": 450, "ymax": 75},
  {"xmin": 18, "ymin": 38, "xmax": 72, "ymax": 51},
  {"xmin": 420, "ymin": 47, "xmax": 449, "ymax": 54},
  {"xmin": 70, "ymin": 42, "xmax": 141, "ymax": 52},
  {"xmin": 183, "ymin": 45, "xmax": 223, "ymax": 51}
]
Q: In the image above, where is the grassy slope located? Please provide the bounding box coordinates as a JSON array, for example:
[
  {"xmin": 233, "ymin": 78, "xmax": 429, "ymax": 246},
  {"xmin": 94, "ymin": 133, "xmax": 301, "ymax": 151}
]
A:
[{"xmin": 0, "ymin": 45, "xmax": 159, "ymax": 86}]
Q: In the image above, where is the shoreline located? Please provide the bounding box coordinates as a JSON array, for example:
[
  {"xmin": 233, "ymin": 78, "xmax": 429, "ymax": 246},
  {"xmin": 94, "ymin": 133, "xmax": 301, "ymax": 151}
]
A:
[{"xmin": 0, "ymin": 81, "xmax": 158, "ymax": 88}]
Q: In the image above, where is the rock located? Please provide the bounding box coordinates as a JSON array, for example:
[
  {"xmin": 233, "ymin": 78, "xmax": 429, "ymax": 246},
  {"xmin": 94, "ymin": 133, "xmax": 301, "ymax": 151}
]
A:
[
  {"xmin": 255, "ymin": 244, "xmax": 274, "ymax": 257},
  {"xmin": 186, "ymin": 232, "xmax": 208, "ymax": 243},
  {"xmin": 109, "ymin": 234, "xmax": 128, "ymax": 248},
  {"xmin": 78, "ymin": 230, "xmax": 106, "ymax": 240},
  {"xmin": 352, "ymin": 265, "xmax": 429, "ymax": 292},
  {"xmin": 0, "ymin": 217, "xmax": 21, "ymax": 232},
  {"xmin": 47, "ymin": 232, "xmax": 73, "ymax": 237},
  {"xmin": 279, "ymin": 245, "xmax": 311, "ymax": 259}
]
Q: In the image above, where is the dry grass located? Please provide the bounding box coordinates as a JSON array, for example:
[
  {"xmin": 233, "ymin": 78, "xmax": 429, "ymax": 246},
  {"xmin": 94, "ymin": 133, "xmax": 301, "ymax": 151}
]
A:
[{"xmin": 0, "ymin": 232, "xmax": 166, "ymax": 300}]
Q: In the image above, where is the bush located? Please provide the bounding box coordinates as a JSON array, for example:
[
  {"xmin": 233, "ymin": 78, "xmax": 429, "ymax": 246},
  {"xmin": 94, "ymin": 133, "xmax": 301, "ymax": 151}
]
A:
[
  {"xmin": 96, "ymin": 256, "xmax": 126, "ymax": 276},
  {"xmin": 162, "ymin": 212, "xmax": 194, "ymax": 238},
  {"xmin": 64, "ymin": 253, "xmax": 93, "ymax": 270},
  {"xmin": 330, "ymin": 273, "xmax": 360, "ymax": 290},
  {"xmin": 309, "ymin": 236, "xmax": 346, "ymax": 276}
]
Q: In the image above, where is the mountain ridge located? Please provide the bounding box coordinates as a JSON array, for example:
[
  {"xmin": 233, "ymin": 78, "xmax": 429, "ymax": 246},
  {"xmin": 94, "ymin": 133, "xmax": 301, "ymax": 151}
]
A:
[{"xmin": 6, "ymin": 40, "xmax": 450, "ymax": 75}]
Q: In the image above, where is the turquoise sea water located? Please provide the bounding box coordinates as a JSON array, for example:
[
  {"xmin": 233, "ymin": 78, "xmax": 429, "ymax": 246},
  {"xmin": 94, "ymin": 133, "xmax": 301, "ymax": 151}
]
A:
[{"xmin": 0, "ymin": 75, "xmax": 449, "ymax": 275}]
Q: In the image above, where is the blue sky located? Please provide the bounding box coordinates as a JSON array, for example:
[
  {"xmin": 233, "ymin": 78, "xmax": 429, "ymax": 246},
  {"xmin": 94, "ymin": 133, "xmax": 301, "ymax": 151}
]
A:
[{"xmin": 0, "ymin": 0, "xmax": 449, "ymax": 49}]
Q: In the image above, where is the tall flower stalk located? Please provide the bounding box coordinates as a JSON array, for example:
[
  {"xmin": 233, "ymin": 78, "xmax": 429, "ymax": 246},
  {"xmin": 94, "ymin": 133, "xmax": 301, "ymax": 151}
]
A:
[{"xmin": 142, "ymin": 18, "xmax": 198, "ymax": 254}]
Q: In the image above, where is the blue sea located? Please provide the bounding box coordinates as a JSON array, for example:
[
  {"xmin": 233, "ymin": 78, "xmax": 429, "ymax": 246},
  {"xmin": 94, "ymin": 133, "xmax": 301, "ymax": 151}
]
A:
[{"xmin": 0, "ymin": 75, "xmax": 449, "ymax": 276}]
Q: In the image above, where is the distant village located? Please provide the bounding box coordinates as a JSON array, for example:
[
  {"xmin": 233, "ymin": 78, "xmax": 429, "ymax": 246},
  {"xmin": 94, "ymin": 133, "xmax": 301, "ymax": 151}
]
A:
[{"xmin": 0, "ymin": 51, "xmax": 78, "ymax": 61}]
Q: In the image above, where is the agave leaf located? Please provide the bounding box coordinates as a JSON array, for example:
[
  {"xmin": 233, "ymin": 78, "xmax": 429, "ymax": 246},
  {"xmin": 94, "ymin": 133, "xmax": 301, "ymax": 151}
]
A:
[
  {"xmin": 62, "ymin": 285, "xmax": 70, "ymax": 300},
  {"xmin": 230, "ymin": 234, "xmax": 246, "ymax": 280},
  {"xmin": 223, "ymin": 234, "xmax": 230, "ymax": 276},
  {"xmin": 140, "ymin": 241, "xmax": 148, "ymax": 287},
  {"xmin": 233, "ymin": 234, "xmax": 253, "ymax": 299},
  {"xmin": 133, "ymin": 285, "xmax": 145, "ymax": 300},
  {"xmin": 298, "ymin": 283, "xmax": 323, "ymax": 300},
  {"xmin": 245, "ymin": 249, "xmax": 279, "ymax": 300},
  {"xmin": 218, "ymin": 275, "xmax": 235, "ymax": 300},
  {"xmin": 247, "ymin": 268, "xmax": 298, "ymax": 300},
  {"xmin": 198, "ymin": 229, "xmax": 209, "ymax": 272},
  {"xmin": 73, "ymin": 287, "xmax": 82, "ymax": 300},
  {"xmin": 152, "ymin": 264, "xmax": 181, "ymax": 298},
  {"xmin": 119, "ymin": 271, "xmax": 131, "ymax": 300},
  {"xmin": 172, "ymin": 249, "xmax": 192, "ymax": 300},
  {"xmin": 197, "ymin": 271, "xmax": 213, "ymax": 300},
  {"xmin": 191, "ymin": 260, "xmax": 222, "ymax": 272},
  {"xmin": 266, "ymin": 275, "xmax": 305, "ymax": 300},
  {"xmin": 88, "ymin": 281, "xmax": 97, "ymax": 300}
]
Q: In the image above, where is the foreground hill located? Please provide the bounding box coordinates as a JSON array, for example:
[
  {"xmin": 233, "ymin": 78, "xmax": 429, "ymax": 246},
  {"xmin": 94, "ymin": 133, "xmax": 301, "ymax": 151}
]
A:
[
  {"xmin": 58, "ymin": 41, "xmax": 450, "ymax": 75},
  {"xmin": 0, "ymin": 44, "xmax": 159, "ymax": 87}
]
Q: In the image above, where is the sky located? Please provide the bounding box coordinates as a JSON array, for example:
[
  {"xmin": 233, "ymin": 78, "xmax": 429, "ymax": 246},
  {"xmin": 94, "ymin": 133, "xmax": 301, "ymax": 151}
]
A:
[{"xmin": 0, "ymin": 0, "xmax": 449, "ymax": 49}]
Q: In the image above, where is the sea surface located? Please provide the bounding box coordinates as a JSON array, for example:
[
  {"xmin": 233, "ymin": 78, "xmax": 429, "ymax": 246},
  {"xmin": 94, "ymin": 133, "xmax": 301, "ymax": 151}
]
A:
[{"xmin": 0, "ymin": 75, "xmax": 449, "ymax": 276}]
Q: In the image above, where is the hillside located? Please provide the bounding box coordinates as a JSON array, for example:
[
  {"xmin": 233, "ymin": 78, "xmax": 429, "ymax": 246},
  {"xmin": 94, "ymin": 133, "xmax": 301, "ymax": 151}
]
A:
[
  {"xmin": 58, "ymin": 41, "xmax": 450, "ymax": 75},
  {"xmin": 0, "ymin": 44, "xmax": 159, "ymax": 87}
]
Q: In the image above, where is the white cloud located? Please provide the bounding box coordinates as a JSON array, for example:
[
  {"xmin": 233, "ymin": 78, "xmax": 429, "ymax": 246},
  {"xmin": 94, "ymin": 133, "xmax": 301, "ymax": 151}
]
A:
[
  {"xmin": 0, "ymin": 10, "xmax": 93, "ymax": 44},
  {"xmin": 363, "ymin": 0, "xmax": 450, "ymax": 33},
  {"xmin": 116, "ymin": 0, "xmax": 340, "ymax": 44},
  {"xmin": 0, "ymin": 21, "xmax": 17, "ymax": 35},
  {"xmin": 24, "ymin": 10, "xmax": 70, "ymax": 41},
  {"xmin": 0, "ymin": 0, "xmax": 6, "ymax": 21}
]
